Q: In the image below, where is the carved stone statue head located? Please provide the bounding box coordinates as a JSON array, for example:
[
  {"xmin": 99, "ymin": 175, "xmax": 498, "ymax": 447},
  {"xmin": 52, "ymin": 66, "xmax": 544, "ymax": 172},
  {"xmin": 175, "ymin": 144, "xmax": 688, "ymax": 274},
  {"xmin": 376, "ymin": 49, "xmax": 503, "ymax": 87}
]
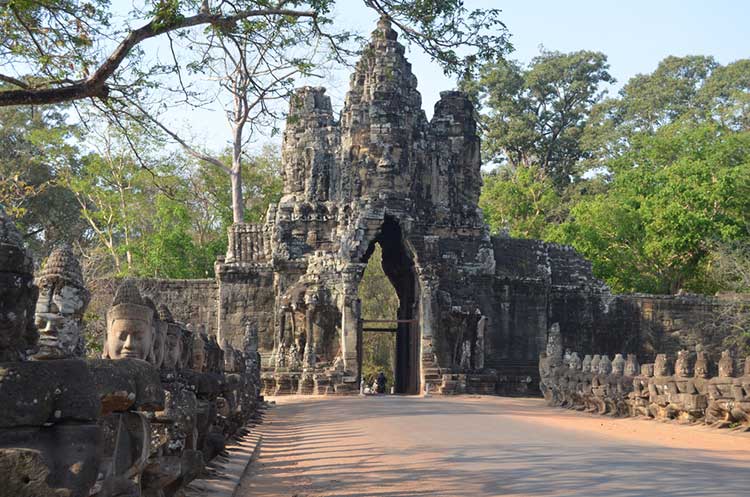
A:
[
  {"xmin": 154, "ymin": 303, "xmax": 174, "ymax": 369},
  {"xmin": 243, "ymin": 322, "xmax": 259, "ymax": 355},
  {"xmin": 32, "ymin": 244, "xmax": 89, "ymax": 360},
  {"xmin": 641, "ymin": 363, "xmax": 654, "ymax": 378},
  {"xmin": 545, "ymin": 323, "xmax": 563, "ymax": 366},
  {"xmin": 208, "ymin": 333, "xmax": 223, "ymax": 373},
  {"xmin": 180, "ymin": 324, "xmax": 193, "ymax": 369},
  {"xmin": 694, "ymin": 345, "xmax": 709, "ymax": 378},
  {"xmin": 674, "ymin": 349, "xmax": 691, "ymax": 377},
  {"xmin": 163, "ymin": 324, "xmax": 183, "ymax": 370},
  {"xmin": 0, "ymin": 209, "xmax": 38, "ymax": 362},
  {"xmin": 568, "ymin": 352, "xmax": 582, "ymax": 370},
  {"xmin": 653, "ymin": 354, "xmax": 671, "ymax": 377},
  {"xmin": 581, "ymin": 354, "xmax": 592, "ymax": 373},
  {"xmin": 191, "ymin": 332, "xmax": 207, "ymax": 372},
  {"xmin": 590, "ymin": 354, "xmax": 601, "ymax": 372},
  {"xmin": 624, "ymin": 354, "xmax": 640, "ymax": 377},
  {"xmin": 141, "ymin": 296, "xmax": 164, "ymax": 368},
  {"xmin": 104, "ymin": 280, "xmax": 153, "ymax": 360},
  {"xmin": 718, "ymin": 350, "xmax": 734, "ymax": 378},
  {"xmin": 598, "ymin": 355, "xmax": 612, "ymax": 375},
  {"xmin": 221, "ymin": 339, "xmax": 236, "ymax": 373},
  {"xmin": 611, "ymin": 354, "xmax": 625, "ymax": 376}
]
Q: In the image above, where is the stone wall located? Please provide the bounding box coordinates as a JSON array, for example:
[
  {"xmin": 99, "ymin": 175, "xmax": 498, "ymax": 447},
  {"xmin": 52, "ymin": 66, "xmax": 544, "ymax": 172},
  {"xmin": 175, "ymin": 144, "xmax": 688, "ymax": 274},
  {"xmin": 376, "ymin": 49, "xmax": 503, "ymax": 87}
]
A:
[
  {"xmin": 609, "ymin": 293, "xmax": 749, "ymax": 369},
  {"xmin": 86, "ymin": 278, "xmax": 219, "ymax": 355}
]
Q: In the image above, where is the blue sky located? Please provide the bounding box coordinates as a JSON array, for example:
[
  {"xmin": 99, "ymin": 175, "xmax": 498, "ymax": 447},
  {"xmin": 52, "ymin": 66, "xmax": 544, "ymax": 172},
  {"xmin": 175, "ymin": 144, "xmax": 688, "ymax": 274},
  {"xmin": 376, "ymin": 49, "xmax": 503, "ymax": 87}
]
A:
[{"xmin": 139, "ymin": 0, "xmax": 750, "ymax": 153}]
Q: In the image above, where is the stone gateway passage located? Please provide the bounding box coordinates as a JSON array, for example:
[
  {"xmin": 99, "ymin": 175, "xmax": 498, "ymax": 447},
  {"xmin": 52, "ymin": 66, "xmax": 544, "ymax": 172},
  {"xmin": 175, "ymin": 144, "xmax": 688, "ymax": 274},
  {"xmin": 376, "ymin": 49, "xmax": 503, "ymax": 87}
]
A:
[{"xmin": 214, "ymin": 18, "xmax": 621, "ymax": 398}]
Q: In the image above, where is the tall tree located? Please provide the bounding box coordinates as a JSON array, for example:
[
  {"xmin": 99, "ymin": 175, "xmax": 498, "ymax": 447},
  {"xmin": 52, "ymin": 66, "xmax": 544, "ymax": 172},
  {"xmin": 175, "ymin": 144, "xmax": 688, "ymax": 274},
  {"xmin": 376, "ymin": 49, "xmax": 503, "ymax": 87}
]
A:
[
  {"xmin": 584, "ymin": 56, "xmax": 750, "ymax": 167},
  {"xmin": 0, "ymin": 104, "xmax": 84, "ymax": 258},
  {"xmin": 466, "ymin": 50, "xmax": 614, "ymax": 187}
]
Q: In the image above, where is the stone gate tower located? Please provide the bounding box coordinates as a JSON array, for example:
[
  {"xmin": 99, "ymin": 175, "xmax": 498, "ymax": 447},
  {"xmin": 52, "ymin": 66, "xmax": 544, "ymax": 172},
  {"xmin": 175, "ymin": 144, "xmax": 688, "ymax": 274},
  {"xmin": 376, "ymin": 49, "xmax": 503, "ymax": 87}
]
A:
[{"xmin": 214, "ymin": 18, "xmax": 613, "ymax": 396}]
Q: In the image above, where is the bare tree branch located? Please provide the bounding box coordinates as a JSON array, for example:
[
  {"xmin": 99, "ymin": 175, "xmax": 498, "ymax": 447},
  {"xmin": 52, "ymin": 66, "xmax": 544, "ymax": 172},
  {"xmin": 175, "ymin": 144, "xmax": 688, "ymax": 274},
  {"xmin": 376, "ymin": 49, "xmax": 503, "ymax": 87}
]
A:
[{"xmin": 0, "ymin": 5, "xmax": 317, "ymax": 107}]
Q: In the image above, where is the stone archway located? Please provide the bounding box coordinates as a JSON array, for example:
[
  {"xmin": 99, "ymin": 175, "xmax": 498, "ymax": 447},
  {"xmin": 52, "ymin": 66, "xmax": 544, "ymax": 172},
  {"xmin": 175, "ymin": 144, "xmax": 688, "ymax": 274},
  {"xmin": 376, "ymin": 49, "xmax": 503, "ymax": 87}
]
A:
[{"xmin": 358, "ymin": 215, "xmax": 421, "ymax": 394}]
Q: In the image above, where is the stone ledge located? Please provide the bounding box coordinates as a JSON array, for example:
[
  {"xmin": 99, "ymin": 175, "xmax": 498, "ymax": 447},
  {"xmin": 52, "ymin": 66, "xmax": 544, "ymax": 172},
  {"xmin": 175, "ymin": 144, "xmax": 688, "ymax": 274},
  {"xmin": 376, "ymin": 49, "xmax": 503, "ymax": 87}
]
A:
[{"xmin": 184, "ymin": 408, "xmax": 266, "ymax": 497}]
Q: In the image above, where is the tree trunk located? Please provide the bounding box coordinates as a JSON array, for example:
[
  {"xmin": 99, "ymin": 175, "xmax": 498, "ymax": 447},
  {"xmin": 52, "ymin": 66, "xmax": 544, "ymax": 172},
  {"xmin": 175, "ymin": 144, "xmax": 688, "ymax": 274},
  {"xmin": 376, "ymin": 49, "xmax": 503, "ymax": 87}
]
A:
[
  {"xmin": 231, "ymin": 118, "xmax": 245, "ymax": 223},
  {"xmin": 230, "ymin": 162, "xmax": 244, "ymax": 224}
]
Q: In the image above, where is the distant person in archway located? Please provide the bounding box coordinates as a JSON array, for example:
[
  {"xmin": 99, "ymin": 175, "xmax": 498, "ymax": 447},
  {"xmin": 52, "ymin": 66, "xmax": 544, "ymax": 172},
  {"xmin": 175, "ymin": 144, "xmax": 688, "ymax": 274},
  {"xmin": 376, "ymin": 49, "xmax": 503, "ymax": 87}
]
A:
[{"xmin": 376, "ymin": 371, "xmax": 387, "ymax": 394}]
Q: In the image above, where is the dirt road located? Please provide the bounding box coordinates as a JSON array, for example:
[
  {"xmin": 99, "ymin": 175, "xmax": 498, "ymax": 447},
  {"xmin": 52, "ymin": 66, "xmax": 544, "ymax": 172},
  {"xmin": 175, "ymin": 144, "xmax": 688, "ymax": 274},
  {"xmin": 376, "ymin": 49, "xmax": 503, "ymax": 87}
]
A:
[{"xmin": 236, "ymin": 395, "xmax": 750, "ymax": 497}]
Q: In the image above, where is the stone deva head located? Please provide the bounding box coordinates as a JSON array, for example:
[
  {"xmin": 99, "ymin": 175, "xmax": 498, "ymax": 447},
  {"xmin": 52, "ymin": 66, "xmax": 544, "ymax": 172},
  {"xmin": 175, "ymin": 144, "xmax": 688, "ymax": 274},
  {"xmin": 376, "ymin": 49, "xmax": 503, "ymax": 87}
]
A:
[
  {"xmin": 180, "ymin": 324, "xmax": 193, "ymax": 369},
  {"xmin": 718, "ymin": 350, "xmax": 734, "ymax": 378},
  {"xmin": 545, "ymin": 323, "xmax": 563, "ymax": 366},
  {"xmin": 674, "ymin": 349, "xmax": 691, "ymax": 377},
  {"xmin": 694, "ymin": 349, "xmax": 710, "ymax": 378},
  {"xmin": 207, "ymin": 333, "xmax": 223, "ymax": 373},
  {"xmin": 33, "ymin": 244, "xmax": 90, "ymax": 360},
  {"xmin": 624, "ymin": 354, "xmax": 639, "ymax": 377},
  {"xmin": 0, "ymin": 208, "xmax": 39, "ymax": 362},
  {"xmin": 221, "ymin": 338, "xmax": 236, "ymax": 373},
  {"xmin": 190, "ymin": 332, "xmax": 207, "ymax": 372},
  {"xmin": 160, "ymin": 305, "xmax": 182, "ymax": 370},
  {"xmin": 581, "ymin": 354, "xmax": 592, "ymax": 373},
  {"xmin": 611, "ymin": 354, "xmax": 625, "ymax": 376},
  {"xmin": 568, "ymin": 352, "xmax": 582, "ymax": 370},
  {"xmin": 641, "ymin": 363, "xmax": 654, "ymax": 378},
  {"xmin": 243, "ymin": 322, "xmax": 259, "ymax": 355},
  {"xmin": 653, "ymin": 354, "xmax": 671, "ymax": 377},
  {"xmin": 104, "ymin": 280, "xmax": 153, "ymax": 360},
  {"xmin": 142, "ymin": 296, "xmax": 165, "ymax": 368},
  {"xmin": 590, "ymin": 354, "xmax": 601, "ymax": 373},
  {"xmin": 598, "ymin": 355, "xmax": 612, "ymax": 375}
]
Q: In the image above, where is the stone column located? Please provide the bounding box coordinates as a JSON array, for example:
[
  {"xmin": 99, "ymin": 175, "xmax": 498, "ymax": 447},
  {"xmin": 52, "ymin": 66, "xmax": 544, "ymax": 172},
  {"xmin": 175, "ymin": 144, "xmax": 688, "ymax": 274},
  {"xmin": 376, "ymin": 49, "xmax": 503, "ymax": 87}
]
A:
[
  {"xmin": 340, "ymin": 264, "xmax": 364, "ymax": 377},
  {"xmin": 303, "ymin": 305, "xmax": 315, "ymax": 370},
  {"xmin": 418, "ymin": 270, "xmax": 439, "ymax": 393}
]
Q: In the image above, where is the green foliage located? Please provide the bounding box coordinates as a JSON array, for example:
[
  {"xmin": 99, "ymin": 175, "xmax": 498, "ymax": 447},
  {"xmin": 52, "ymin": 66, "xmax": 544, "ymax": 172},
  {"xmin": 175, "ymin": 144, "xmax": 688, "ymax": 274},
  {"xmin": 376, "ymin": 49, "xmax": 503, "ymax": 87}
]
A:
[
  {"xmin": 359, "ymin": 244, "xmax": 399, "ymax": 388},
  {"xmin": 549, "ymin": 123, "xmax": 750, "ymax": 294},
  {"xmin": 467, "ymin": 49, "xmax": 614, "ymax": 187},
  {"xmin": 200, "ymin": 145, "xmax": 283, "ymax": 225},
  {"xmin": 0, "ymin": 104, "xmax": 84, "ymax": 258},
  {"xmin": 479, "ymin": 165, "xmax": 560, "ymax": 239},
  {"xmin": 475, "ymin": 53, "xmax": 750, "ymax": 295},
  {"xmin": 584, "ymin": 56, "xmax": 750, "ymax": 168}
]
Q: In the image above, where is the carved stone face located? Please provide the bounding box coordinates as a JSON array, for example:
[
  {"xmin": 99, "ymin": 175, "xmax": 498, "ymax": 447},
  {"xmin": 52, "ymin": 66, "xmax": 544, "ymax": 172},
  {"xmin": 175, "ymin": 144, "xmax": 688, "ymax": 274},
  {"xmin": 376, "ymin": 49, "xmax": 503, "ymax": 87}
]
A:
[
  {"xmin": 568, "ymin": 352, "xmax": 581, "ymax": 370},
  {"xmin": 150, "ymin": 320, "xmax": 166, "ymax": 368},
  {"xmin": 106, "ymin": 317, "xmax": 153, "ymax": 360},
  {"xmin": 653, "ymin": 354, "xmax": 670, "ymax": 377},
  {"xmin": 590, "ymin": 355, "xmax": 601, "ymax": 372},
  {"xmin": 0, "ymin": 273, "xmax": 38, "ymax": 361},
  {"xmin": 694, "ymin": 353, "xmax": 709, "ymax": 378},
  {"xmin": 718, "ymin": 351, "xmax": 734, "ymax": 378},
  {"xmin": 581, "ymin": 355, "xmax": 592, "ymax": 373},
  {"xmin": 180, "ymin": 327, "xmax": 193, "ymax": 368},
  {"xmin": 624, "ymin": 354, "xmax": 640, "ymax": 377},
  {"xmin": 598, "ymin": 355, "xmax": 612, "ymax": 375},
  {"xmin": 641, "ymin": 364, "xmax": 654, "ymax": 377},
  {"xmin": 674, "ymin": 350, "xmax": 690, "ymax": 377},
  {"xmin": 191, "ymin": 335, "xmax": 207, "ymax": 372},
  {"xmin": 33, "ymin": 282, "xmax": 87, "ymax": 359},
  {"xmin": 163, "ymin": 324, "xmax": 182, "ymax": 370},
  {"xmin": 611, "ymin": 354, "xmax": 625, "ymax": 376},
  {"xmin": 222, "ymin": 341, "xmax": 236, "ymax": 373}
]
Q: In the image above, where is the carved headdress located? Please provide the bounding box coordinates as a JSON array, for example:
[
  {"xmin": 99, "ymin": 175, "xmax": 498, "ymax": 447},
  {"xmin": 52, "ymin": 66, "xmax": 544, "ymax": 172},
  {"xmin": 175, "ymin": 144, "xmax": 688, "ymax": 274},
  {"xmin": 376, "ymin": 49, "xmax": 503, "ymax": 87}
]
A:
[
  {"xmin": 106, "ymin": 280, "xmax": 152, "ymax": 325},
  {"xmin": 36, "ymin": 244, "xmax": 87, "ymax": 290}
]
